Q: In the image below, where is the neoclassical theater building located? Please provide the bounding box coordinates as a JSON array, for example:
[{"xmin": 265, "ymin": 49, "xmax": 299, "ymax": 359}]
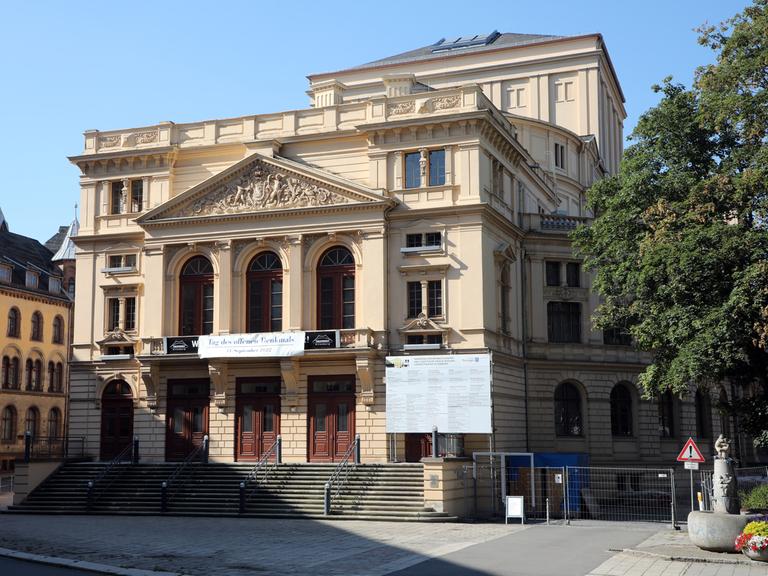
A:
[{"xmin": 68, "ymin": 32, "xmax": 730, "ymax": 466}]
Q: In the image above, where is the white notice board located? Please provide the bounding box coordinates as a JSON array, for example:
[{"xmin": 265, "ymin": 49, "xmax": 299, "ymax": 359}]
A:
[{"xmin": 385, "ymin": 354, "xmax": 492, "ymax": 433}]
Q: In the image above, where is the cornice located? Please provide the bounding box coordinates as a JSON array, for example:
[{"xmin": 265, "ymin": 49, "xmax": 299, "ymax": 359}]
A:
[{"xmin": 0, "ymin": 284, "xmax": 72, "ymax": 307}]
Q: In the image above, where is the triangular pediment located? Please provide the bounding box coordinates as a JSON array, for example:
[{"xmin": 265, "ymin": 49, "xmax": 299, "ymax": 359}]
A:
[{"xmin": 139, "ymin": 153, "xmax": 391, "ymax": 224}]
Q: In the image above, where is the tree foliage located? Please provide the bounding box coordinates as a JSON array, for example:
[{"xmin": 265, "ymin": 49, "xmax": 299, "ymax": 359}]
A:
[{"xmin": 573, "ymin": 1, "xmax": 768, "ymax": 444}]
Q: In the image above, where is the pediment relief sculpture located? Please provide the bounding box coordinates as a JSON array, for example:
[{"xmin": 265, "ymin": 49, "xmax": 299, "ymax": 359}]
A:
[
  {"xmin": 97, "ymin": 328, "xmax": 137, "ymax": 347},
  {"xmin": 399, "ymin": 313, "xmax": 446, "ymax": 333},
  {"xmin": 176, "ymin": 160, "xmax": 349, "ymax": 218}
]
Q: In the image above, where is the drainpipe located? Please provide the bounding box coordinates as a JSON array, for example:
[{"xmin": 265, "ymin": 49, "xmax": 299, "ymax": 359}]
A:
[{"xmin": 520, "ymin": 247, "xmax": 530, "ymax": 453}]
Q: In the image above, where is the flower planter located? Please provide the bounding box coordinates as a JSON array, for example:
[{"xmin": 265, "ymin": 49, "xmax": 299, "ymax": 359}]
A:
[{"xmin": 744, "ymin": 547, "xmax": 768, "ymax": 562}]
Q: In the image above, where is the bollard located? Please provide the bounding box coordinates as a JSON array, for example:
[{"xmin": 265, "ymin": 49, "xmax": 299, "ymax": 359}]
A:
[
  {"xmin": 431, "ymin": 427, "xmax": 438, "ymax": 458},
  {"xmin": 161, "ymin": 481, "xmax": 168, "ymax": 513},
  {"xmin": 202, "ymin": 435, "xmax": 209, "ymax": 464},
  {"xmin": 546, "ymin": 497, "xmax": 550, "ymax": 525},
  {"xmin": 24, "ymin": 431, "xmax": 31, "ymax": 463},
  {"xmin": 86, "ymin": 480, "xmax": 93, "ymax": 511},
  {"xmin": 323, "ymin": 482, "xmax": 331, "ymax": 515},
  {"xmin": 276, "ymin": 435, "xmax": 282, "ymax": 465},
  {"xmin": 354, "ymin": 434, "xmax": 361, "ymax": 465},
  {"xmin": 132, "ymin": 436, "xmax": 139, "ymax": 465},
  {"xmin": 239, "ymin": 481, "xmax": 246, "ymax": 514}
]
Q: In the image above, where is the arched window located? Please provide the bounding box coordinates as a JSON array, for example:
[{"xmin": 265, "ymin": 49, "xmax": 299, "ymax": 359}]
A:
[
  {"xmin": 31, "ymin": 311, "xmax": 43, "ymax": 341},
  {"xmin": 247, "ymin": 252, "xmax": 283, "ymax": 333},
  {"xmin": 695, "ymin": 389, "xmax": 712, "ymax": 439},
  {"xmin": 33, "ymin": 359, "xmax": 42, "ymax": 390},
  {"xmin": 9, "ymin": 357, "xmax": 19, "ymax": 389},
  {"xmin": 179, "ymin": 256, "xmax": 214, "ymax": 336},
  {"xmin": 317, "ymin": 247, "xmax": 355, "ymax": 330},
  {"xmin": 658, "ymin": 391, "xmax": 676, "ymax": 437},
  {"xmin": 1, "ymin": 406, "xmax": 16, "ymax": 442},
  {"xmin": 104, "ymin": 380, "xmax": 132, "ymax": 397},
  {"xmin": 25, "ymin": 407, "xmax": 39, "ymax": 438},
  {"xmin": 47, "ymin": 361, "xmax": 55, "ymax": 391},
  {"xmin": 610, "ymin": 383, "xmax": 633, "ymax": 437},
  {"xmin": 7, "ymin": 308, "xmax": 20, "ymax": 338},
  {"xmin": 52, "ymin": 315, "xmax": 64, "ymax": 344},
  {"xmin": 54, "ymin": 363, "xmax": 63, "ymax": 393},
  {"xmin": 25, "ymin": 359, "xmax": 33, "ymax": 390},
  {"xmin": 1, "ymin": 356, "xmax": 8, "ymax": 388},
  {"xmin": 554, "ymin": 382, "xmax": 583, "ymax": 437},
  {"xmin": 48, "ymin": 408, "xmax": 61, "ymax": 439}
]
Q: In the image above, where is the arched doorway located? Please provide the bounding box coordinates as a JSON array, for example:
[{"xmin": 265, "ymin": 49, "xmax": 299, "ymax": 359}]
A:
[{"xmin": 100, "ymin": 380, "xmax": 134, "ymax": 461}]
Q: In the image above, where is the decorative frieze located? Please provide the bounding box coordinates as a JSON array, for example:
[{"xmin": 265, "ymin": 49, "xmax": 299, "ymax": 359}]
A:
[
  {"xmin": 388, "ymin": 101, "xmax": 415, "ymax": 116},
  {"xmin": 134, "ymin": 130, "xmax": 158, "ymax": 144},
  {"xmin": 177, "ymin": 161, "xmax": 349, "ymax": 217},
  {"xmin": 99, "ymin": 135, "xmax": 121, "ymax": 148}
]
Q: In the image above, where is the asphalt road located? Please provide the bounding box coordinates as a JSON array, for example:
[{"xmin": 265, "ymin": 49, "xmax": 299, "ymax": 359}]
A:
[
  {"xmin": 0, "ymin": 557, "xmax": 99, "ymax": 576},
  {"xmin": 389, "ymin": 522, "xmax": 658, "ymax": 576}
]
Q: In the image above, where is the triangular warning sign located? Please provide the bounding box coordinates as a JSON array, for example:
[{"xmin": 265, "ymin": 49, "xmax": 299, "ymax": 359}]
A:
[{"xmin": 676, "ymin": 437, "xmax": 705, "ymax": 463}]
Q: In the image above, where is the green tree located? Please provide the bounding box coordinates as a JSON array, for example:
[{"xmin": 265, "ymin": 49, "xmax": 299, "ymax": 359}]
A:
[{"xmin": 573, "ymin": 0, "xmax": 768, "ymax": 449}]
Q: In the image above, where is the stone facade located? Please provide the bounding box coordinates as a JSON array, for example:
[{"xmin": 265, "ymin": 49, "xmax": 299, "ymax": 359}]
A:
[{"xmin": 68, "ymin": 32, "xmax": 726, "ymax": 466}]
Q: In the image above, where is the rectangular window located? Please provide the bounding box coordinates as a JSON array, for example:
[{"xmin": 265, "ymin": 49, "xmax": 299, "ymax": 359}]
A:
[
  {"xmin": 566, "ymin": 262, "xmax": 580, "ymax": 287},
  {"xmin": 547, "ymin": 301, "xmax": 581, "ymax": 343},
  {"xmin": 108, "ymin": 298, "xmax": 120, "ymax": 330},
  {"xmin": 264, "ymin": 404, "xmax": 274, "ymax": 433},
  {"xmin": 342, "ymin": 276, "xmax": 355, "ymax": 329},
  {"xmin": 25, "ymin": 271, "xmax": 39, "ymax": 289},
  {"xmin": 242, "ymin": 405, "xmax": 254, "ymax": 433},
  {"xmin": 429, "ymin": 150, "xmax": 446, "ymax": 186},
  {"xmin": 124, "ymin": 297, "xmax": 136, "ymax": 331},
  {"xmin": 554, "ymin": 143, "xmax": 566, "ymax": 169},
  {"xmin": 406, "ymin": 233, "xmax": 423, "ymax": 248},
  {"xmin": 109, "ymin": 255, "xmax": 122, "ymax": 268},
  {"xmin": 425, "ymin": 232, "xmax": 441, "ymax": 247},
  {"xmin": 545, "ymin": 261, "xmax": 561, "ymax": 287},
  {"xmin": 315, "ymin": 403, "xmax": 326, "ymax": 432},
  {"xmin": 404, "ymin": 152, "xmax": 421, "ymax": 189},
  {"xmin": 0, "ymin": 266, "xmax": 10, "ymax": 284},
  {"xmin": 202, "ymin": 284, "xmax": 214, "ymax": 335},
  {"xmin": 270, "ymin": 279, "xmax": 283, "ymax": 333},
  {"xmin": 130, "ymin": 180, "xmax": 143, "ymax": 213},
  {"xmin": 48, "ymin": 277, "xmax": 61, "ymax": 294},
  {"xmin": 407, "ymin": 282, "xmax": 422, "ymax": 318},
  {"xmin": 604, "ymin": 327, "xmax": 632, "ymax": 346},
  {"xmin": 106, "ymin": 254, "xmax": 137, "ymax": 271},
  {"xmin": 428, "ymin": 280, "xmax": 442, "ymax": 317},
  {"xmin": 337, "ymin": 403, "xmax": 348, "ymax": 432},
  {"xmin": 111, "ymin": 181, "xmax": 123, "ymax": 215}
]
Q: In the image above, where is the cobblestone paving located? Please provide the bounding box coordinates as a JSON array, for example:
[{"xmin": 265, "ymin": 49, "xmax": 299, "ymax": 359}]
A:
[{"xmin": 0, "ymin": 515, "xmax": 516, "ymax": 576}]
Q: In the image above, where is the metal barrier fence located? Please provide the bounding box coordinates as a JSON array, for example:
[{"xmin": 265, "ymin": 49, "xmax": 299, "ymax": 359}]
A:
[
  {"xmin": 26, "ymin": 435, "xmax": 86, "ymax": 461},
  {"xmin": 464, "ymin": 459, "xmax": 676, "ymax": 524},
  {"xmin": 698, "ymin": 466, "xmax": 768, "ymax": 512}
]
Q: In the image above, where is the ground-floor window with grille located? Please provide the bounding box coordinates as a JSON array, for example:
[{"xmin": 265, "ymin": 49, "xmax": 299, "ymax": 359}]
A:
[{"xmin": 547, "ymin": 301, "xmax": 581, "ymax": 343}]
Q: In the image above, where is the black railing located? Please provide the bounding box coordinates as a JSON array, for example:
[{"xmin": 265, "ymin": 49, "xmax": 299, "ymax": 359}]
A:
[
  {"xmin": 323, "ymin": 434, "xmax": 361, "ymax": 515},
  {"xmin": 238, "ymin": 436, "xmax": 282, "ymax": 513},
  {"xmin": 86, "ymin": 439, "xmax": 138, "ymax": 510},
  {"xmin": 161, "ymin": 435, "xmax": 208, "ymax": 512},
  {"xmin": 23, "ymin": 433, "xmax": 87, "ymax": 462}
]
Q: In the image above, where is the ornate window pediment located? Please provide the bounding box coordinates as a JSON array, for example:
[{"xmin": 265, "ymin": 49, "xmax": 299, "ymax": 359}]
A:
[{"xmin": 138, "ymin": 153, "xmax": 391, "ymax": 223}]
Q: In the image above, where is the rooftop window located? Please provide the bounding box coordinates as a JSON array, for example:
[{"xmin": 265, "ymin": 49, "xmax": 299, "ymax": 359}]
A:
[{"xmin": 431, "ymin": 31, "xmax": 501, "ymax": 53}]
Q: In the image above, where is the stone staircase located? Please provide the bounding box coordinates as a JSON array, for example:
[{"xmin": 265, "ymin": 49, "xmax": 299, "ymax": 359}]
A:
[{"xmin": 7, "ymin": 462, "xmax": 456, "ymax": 522}]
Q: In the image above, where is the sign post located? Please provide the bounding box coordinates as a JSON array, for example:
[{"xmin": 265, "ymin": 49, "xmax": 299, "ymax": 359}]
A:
[{"xmin": 676, "ymin": 437, "xmax": 705, "ymax": 513}]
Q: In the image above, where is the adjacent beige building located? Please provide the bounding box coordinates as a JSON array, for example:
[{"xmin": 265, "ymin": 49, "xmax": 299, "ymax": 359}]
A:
[{"xmin": 68, "ymin": 32, "xmax": 727, "ymax": 466}]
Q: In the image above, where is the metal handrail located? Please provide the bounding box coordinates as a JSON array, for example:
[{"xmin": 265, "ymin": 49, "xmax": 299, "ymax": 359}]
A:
[
  {"xmin": 238, "ymin": 436, "xmax": 282, "ymax": 513},
  {"xmin": 324, "ymin": 434, "xmax": 360, "ymax": 515},
  {"xmin": 86, "ymin": 440, "xmax": 134, "ymax": 508},
  {"xmin": 161, "ymin": 435, "xmax": 208, "ymax": 511}
]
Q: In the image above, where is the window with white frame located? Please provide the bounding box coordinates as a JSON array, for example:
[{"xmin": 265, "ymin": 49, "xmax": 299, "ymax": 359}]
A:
[
  {"xmin": 405, "ymin": 279, "xmax": 443, "ymax": 319},
  {"xmin": 104, "ymin": 253, "xmax": 137, "ymax": 273},
  {"xmin": 403, "ymin": 149, "xmax": 446, "ymax": 189},
  {"xmin": 402, "ymin": 231, "xmax": 442, "ymax": 253}
]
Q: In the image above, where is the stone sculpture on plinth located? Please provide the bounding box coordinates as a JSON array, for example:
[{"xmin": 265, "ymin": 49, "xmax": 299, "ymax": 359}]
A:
[{"xmin": 688, "ymin": 434, "xmax": 757, "ymax": 552}]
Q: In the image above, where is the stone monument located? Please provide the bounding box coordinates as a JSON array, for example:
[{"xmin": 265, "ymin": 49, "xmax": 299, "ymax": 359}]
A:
[{"xmin": 688, "ymin": 434, "xmax": 756, "ymax": 552}]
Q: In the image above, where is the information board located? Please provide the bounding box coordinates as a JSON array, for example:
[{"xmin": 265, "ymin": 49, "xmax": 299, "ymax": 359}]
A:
[{"xmin": 385, "ymin": 354, "xmax": 492, "ymax": 433}]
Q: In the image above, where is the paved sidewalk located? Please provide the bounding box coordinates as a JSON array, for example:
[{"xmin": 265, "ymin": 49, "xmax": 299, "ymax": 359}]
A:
[
  {"xmin": 588, "ymin": 529, "xmax": 768, "ymax": 575},
  {"xmin": 0, "ymin": 515, "xmax": 515, "ymax": 576}
]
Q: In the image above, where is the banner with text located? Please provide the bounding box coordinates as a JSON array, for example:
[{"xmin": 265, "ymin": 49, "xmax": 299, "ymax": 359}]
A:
[
  {"xmin": 198, "ymin": 332, "xmax": 305, "ymax": 359},
  {"xmin": 385, "ymin": 354, "xmax": 492, "ymax": 433}
]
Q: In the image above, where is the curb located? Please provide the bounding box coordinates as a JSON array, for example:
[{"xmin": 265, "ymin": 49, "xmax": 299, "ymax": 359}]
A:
[
  {"xmin": 612, "ymin": 547, "xmax": 753, "ymax": 566},
  {"xmin": 0, "ymin": 547, "xmax": 184, "ymax": 576}
]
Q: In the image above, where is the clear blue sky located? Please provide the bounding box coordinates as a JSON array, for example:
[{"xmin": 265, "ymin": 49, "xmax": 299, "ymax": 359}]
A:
[{"xmin": 0, "ymin": 0, "xmax": 750, "ymax": 243}]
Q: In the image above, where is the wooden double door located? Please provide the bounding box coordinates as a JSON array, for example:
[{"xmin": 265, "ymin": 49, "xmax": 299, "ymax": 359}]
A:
[
  {"xmin": 405, "ymin": 433, "xmax": 433, "ymax": 462},
  {"xmin": 166, "ymin": 379, "xmax": 210, "ymax": 461},
  {"xmin": 100, "ymin": 380, "xmax": 134, "ymax": 461},
  {"xmin": 308, "ymin": 375, "xmax": 355, "ymax": 462},
  {"xmin": 235, "ymin": 378, "xmax": 280, "ymax": 461}
]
